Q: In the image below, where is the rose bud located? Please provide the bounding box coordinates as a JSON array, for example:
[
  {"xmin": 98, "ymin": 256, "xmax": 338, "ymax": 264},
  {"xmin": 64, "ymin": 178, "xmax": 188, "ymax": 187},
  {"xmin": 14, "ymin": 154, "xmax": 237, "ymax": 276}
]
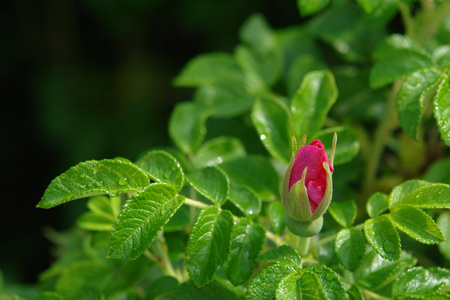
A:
[{"xmin": 281, "ymin": 133, "xmax": 336, "ymax": 237}]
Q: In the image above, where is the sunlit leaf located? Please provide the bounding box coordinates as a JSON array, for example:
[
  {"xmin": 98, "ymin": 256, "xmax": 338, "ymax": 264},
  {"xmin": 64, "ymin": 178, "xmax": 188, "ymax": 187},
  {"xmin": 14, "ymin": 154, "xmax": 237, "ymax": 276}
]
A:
[{"xmin": 364, "ymin": 215, "xmax": 401, "ymax": 261}]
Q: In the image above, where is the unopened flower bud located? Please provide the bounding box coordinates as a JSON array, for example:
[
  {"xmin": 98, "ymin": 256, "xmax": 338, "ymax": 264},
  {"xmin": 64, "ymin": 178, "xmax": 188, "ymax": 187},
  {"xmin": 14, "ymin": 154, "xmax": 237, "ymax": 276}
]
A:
[{"xmin": 281, "ymin": 134, "xmax": 336, "ymax": 236}]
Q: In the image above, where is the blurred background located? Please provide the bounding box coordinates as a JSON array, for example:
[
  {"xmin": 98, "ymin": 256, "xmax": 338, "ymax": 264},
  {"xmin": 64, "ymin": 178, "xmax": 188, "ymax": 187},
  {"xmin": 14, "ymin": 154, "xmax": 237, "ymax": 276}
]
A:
[{"xmin": 0, "ymin": 0, "xmax": 302, "ymax": 286}]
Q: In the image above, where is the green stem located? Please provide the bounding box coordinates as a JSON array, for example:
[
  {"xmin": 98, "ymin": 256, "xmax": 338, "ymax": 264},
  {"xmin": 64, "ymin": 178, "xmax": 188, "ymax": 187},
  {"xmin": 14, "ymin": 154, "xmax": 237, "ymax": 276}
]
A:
[
  {"xmin": 184, "ymin": 197, "xmax": 209, "ymax": 209},
  {"xmin": 144, "ymin": 238, "xmax": 179, "ymax": 280},
  {"xmin": 265, "ymin": 231, "xmax": 284, "ymax": 247},
  {"xmin": 361, "ymin": 288, "xmax": 391, "ymax": 300},
  {"xmin": 297, "ymin": 237, "xmax": 310, "ymax": 257}
]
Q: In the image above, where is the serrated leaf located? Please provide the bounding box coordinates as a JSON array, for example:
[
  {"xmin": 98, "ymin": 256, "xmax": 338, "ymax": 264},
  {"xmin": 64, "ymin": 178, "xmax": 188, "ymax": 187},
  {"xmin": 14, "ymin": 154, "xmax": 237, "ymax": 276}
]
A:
[
  {"xmin": 392, "ymin": 267, "xmax": 450, "ymax": 298},
  {"xmin": 76, "ymin": 212, "xmax": 115, "ymax": 231},
  {"xmin": 226, "ymin": 218, "xmax": 265, "ymax": 286},
  {"xmin": 388, "ymin": 179, "xmax": 432, "ymax": 209},
  {"xmin": 220, "ymin": 155, "xmax": 280, "ymax": 201},
  {"xmin": 370, "ymin": 34, "xmax": 434, "ymax": 88},
  {"xmin": 251, "ymin": 97, "xmax": 292, "ymax": 164},
  {"xmin": 107, "ymin": 183, "xmax": 184, "ymax": 259},
  {"xmin": 172, "ymin": 280, "xmax": 241, "ymax": 300},
  {"xmin": 355, "ymin": 249, "xmax": 417, "ymax": 290},
  {"xmin": 275, "ymin": 270, "xmax": 328, "ymax": 300},
  {"xmin": 228, "ymin": 185, "xmax": 261, "ymax": 218},
  {"xmin": 192, "ymin": 137, "xmax": 246, "ymax": 169},
  {"xmin": 37, "ymin": 159, "xmax": 151, "ymax": 209},
  {"xmin": 335, "ymin": 228, "xmax": 365, "ymax": 272},
  {"xmin": 135, "ymin": 150, "xmax": 184, "ymax": 192},
  {"xmin": 257, "ymin": 245, "xmax": 301, "ymax": 266},
  {"xmin": 305, "ymin": 265, "xmax": 348, "ymax": 300},
  {"xmin": 174, "ymin": 52, "xmax": 245, "ymax": 87},
  {"xmin": 367, "ymin": 192, "xmax": 389, "ymax": 218},
  {"xmin": 291, "ymin": 70, "xmax": 337, "ymax": 137},
  {"xmin": 169, "ymin": 102, "xmax": 207, "ymax": 156},
  {"xmin": 329, "ymin": 200, "xmax": 357, "ymax": 228},
  {"xmin": 186, "ymin": 207, "xmax": 234, "ymax": 287},
  {"xmin": 399, "ymin": 183, "xmax": 450, "ymax": 209},
  {"xmin": 397, "ymin": 67, "xmax": 442, "ymax": 140},
  {"xmin": 297, "ymin": 0, "xmax": 330, "ymax": 16},
  {"xmin": 389, "ymin": 205, "xmax": 444, "ymax": 244},
  {"xmin": 434, "ymin": 73, "xmax": 450, "ymax": 146},
  {"xmin": 245, "ymin": 263, "xmax": 299, "ymax": 300},
  {"xmin": 437, "ymin": 212, "xmax": 450, "ymax": 260},
  {"xmin": 364, "ymin": 215, "xmax": 401, "ymax": 261},
  {"xmin": 312, "ymin": 126, "xmax": 360, "ymax": 165},
  {"xmin": 186, "ymin": 167, "xmax": 229, "ymax": 205},
  {"xmin": 268, "ymin": 201, "xmax": 287, "ymax": 235}
]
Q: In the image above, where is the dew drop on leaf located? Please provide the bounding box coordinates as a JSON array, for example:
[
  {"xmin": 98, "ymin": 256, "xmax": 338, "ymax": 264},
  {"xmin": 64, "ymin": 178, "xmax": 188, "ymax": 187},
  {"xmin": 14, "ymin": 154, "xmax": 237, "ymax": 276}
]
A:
[{"xmin": 118, "ymin": 178, "xmax": 127, "ymax": 186}]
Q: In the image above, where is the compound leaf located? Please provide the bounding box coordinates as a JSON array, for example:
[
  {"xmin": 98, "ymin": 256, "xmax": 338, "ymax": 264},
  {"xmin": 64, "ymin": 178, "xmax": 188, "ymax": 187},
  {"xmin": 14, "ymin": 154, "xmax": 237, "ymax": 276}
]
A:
[
  {"xmin": 186, "ymin": 207, "xmax": 234, "ymax": 287},
  {"xmin": 38, "ymin": 159, "xmax": 150, "ymax": 209},
  {"xmin": 107, "ymin": 183, "xmax": 184, "ymax": 259},
  {"xmin": 392, "ymin": 267, "xmax": 450, "ymax": 298}
]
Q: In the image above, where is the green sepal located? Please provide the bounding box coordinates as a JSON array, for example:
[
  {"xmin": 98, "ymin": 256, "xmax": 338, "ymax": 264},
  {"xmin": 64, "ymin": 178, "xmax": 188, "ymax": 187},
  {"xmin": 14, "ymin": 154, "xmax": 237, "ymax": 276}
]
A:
[{"xmin": 287, "ymin": 215, "xmax": 324, "ymax": 237}]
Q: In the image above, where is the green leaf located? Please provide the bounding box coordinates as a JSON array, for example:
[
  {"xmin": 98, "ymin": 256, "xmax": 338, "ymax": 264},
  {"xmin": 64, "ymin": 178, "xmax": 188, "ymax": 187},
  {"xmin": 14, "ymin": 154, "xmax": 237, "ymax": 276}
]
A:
[
  {"xmin": 251, "ymin": 97, "xmax": 292, "ymax": 164},
  {"xmin": 186, "ymin": 207, "xmax": 234, "ymax": 287},
  {"xmin": 172, "ymin": 280, "xmax": 241, "ymax": 300},
  {"xmin": 257, "ymin": 245, "xmax": 301, "ymax": 266},
  {"xmin": 107, "ymin": 183, "xmax": 184, "ymax": 259},
  {"xmin": 297, "ymin": 0, "xmax": 330, "ymax": 16},
  {"xmin": 312, "ymin": 126, "xmax": 360, "ymax": 165},
  {"xmin": 392, "ymin": 267, "xmax": 450, "ymax": 298},
  {"xmin": 329, "ymin": 200, "xmax": 357, "ymax": 228},
  {"xmin": 356, "ymin": 0, "xmax": 383, "ymax": 13},
  {"xmin": 433, "ymin": 45, "xmax": 450, "ymax": 68},
  {"xmin": 268, "ymin": 201, "xmax": 287, "ymax": 235},
  {"xmin": 291, "ymin": 70, "xmax": 338, "ymax": 137},
  {"xmin": 389, "ymin": 205, "xmax": 445, "ymax": 244},
  {"xmin": 192, "ymin": 137, "xmax": 246, "ymax": 169},
  {"xmin": 146, "ymin": 276, "xmax": 179, "ymax": 299},
  {"xmin": 76, "ymin": 212, "xmax": 115, "ymax": 231},
  {"xmin": 367, "ymin": 192, "xmax": 389, "ymax": 218},
  {"xmin": 335, "ymin": 228, "xmax": 365, "ymax": 271},
  {"xmin": 37, "ymin": 159, "xmax": 151, "ymax": 209},
  {"xmin": 32, "ymin": 292, "xmax": 63, "ymax": 300},
  {"xmin": 424, "ymin": 158, "xmax": 450, "ymax": 185},
  {"xmin": 437, "ymin": 212, "xmax": 450, "ymax": 261},
  {"xmin": 275, "ymin": 270, "xmax": 328, "ymax": 300},
  {"xmin": 220, "ymin": 155, "xmax": 280, "ymax": 201},
  {"xmin": 228, "ymin": 185, "xmax": 261, "ymax": 218},
  {"xmin": 287, "ymin": 55, "xmax": 326, "ymax": 97},
  {"xmin": 370, "ymin": 34, "xmax": 434, "ymax": 88},
  {"xmin": 136, "ymin": 150, "xmax": 184, "ymax": 192},
  {"xmin": 225, "ymin": 218, "xmax": 265, "ymax": 286},
  {"xmin": 174, "ymin": 52, "xmax": 245, "ymax": 87},
  {"xmin": 193, "ymin": 80, "xmax": 255, "ymax": 118},
  {"xmin": 245, "ymin": 263, "xmax": 299, "ymax": 300},
  {"xmin": 239, "ymin": 14, "xmax": 276, "ymax": 56},
  {"xmin": 186, "ymin": 167, "xmax": 229, "ymax": 205},
  {"xmin": 55, "ymin": 261, "xmax": 111, "ymax": 299},
  {"xmin": 364, "ymin": 215, "xmax": 401, "ymax": 261},
  {"xmin": 399, "ymin": 183, "xmax": 450, "ymax": 209},
  {"xmin": 355, "ymin": 249, "xmax": 417, "ymax": 290},
  {"xmin": 169, "ymin": 102, "xmax": 207, "ymax": 156},
  {"xmin": 397, "ymin": 67, "xmax": 442, "ymax": 140},
  {"xmin": 388, "ymin": 179, "xmax": 432, "ymax": 209},
  {"xmin": 305, "ymin": 265, "xmax": 348, "ymax": 300},
  {"xmin": 434, "ymin": 73, "xmax": 450, "ymax": 146},
  {"xmin": 347, "ymin": 284, "xmax": 364, "ymax": 300}
]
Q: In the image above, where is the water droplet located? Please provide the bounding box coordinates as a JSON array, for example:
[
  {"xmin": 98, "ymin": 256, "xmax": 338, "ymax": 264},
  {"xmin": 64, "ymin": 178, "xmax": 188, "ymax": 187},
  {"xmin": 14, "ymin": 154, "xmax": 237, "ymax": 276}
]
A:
[
  {"xmin": 383, "ymin": 241, "xmax": 394, "ymax": 254},
  {"xmin": 163, "ymin": 172, "xmax": 170, "ymax": 179},
  {"xmin": 118, "ymin": 178, "xmax": 127, "ymax": 186},
  {"xmin": 313, "ymin": 265, "xmax": 322, "ymax": 273},
  {"xmin": 248, "ymin": 210, "xmax": 254, "ymax": 215},
  {"xmin": 260, "ymin": 134, "xmax": 266, "ymax": 141}
]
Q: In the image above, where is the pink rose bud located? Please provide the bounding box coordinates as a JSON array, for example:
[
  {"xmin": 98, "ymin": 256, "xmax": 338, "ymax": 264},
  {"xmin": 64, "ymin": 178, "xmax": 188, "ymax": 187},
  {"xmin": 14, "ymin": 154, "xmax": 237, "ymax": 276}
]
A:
[{"xmin": 281, "ymin": 134, "xmax": 336, "ymax": 236}]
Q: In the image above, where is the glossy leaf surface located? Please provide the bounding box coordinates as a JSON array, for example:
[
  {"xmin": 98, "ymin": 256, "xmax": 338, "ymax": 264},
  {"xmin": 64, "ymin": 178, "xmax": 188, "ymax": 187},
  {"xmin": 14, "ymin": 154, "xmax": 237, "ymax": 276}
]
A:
[
  {"xmin": 305, "ymin": 265, "xmax": 348, "ymax": 300},
  {"xmin": 186, "ymin": 167, "xmax": 229, "ymax": 205},
  {"xmin": 257, "ymin": 245, "xmax": 301, "ymax": 266},
  {"xmin": 329, "ymin": 200, "xmax": 357, "ymax": 228},
  {"xmin": 38, "ymin": 159, "xmax": 150, "ymax": 209},
  {"xmin": 434, "ymin": 73, "xmax": 450, "ymax": 146},
  {"xmin": 227, "ymin": 185, "xmax": 261, "ymax": 217},
  {"xmin": 186, "ymin": 206, "xmax": 234, "ymax": 287},
  {"xmin": 312, "ymin": 126, "xmax": 359, "ymax": 165},
  {"xmin": 335, "ymin": 228, "xmax": 365, "ymax": 271},
  {"xmin": 275, "ymin": 270, "xmax": 328, "ymax": 300},
  {"xmin": 367, "ymin": 192, "xmax": 389, "ymax": 218},
  {"xmin": 107, "ymin": 183, "xmax": 184, "ymax": 259},
  {"xmin": 192, "ymin": 137, "xmax": 246, "ymax": 169},
  {"xmin": 364, "ymin": 215, "xmax": 401, "ymax": 261},
  {"xmin": 392, "ymin": 267, "xmax": 450, "ymax": 298}
]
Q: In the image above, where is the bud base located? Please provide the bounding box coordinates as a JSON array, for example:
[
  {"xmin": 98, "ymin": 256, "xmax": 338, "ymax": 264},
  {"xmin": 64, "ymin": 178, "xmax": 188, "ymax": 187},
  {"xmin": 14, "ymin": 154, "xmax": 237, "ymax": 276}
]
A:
[{"xmin": 286, "ymin": 215, "xmax": 323, "ymax": 237}]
